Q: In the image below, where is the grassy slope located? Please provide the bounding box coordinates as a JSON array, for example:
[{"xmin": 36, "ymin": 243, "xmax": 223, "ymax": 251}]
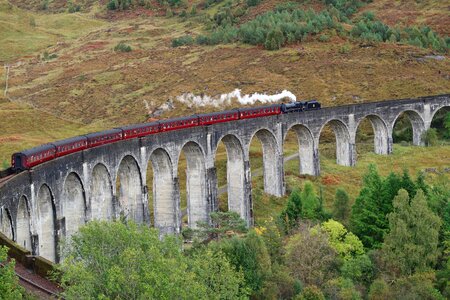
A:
[{"xmin": 0, "ymin": 0, "xmax": 448, "ymax": 222}]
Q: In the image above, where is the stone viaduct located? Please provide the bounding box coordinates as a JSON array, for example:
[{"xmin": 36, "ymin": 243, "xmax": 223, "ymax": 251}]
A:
[{"xmin": 0, "ymin": 94, "xmax": 448, "ymax": 262}]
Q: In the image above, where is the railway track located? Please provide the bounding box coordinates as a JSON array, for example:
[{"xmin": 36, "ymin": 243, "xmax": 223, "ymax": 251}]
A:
[{"xmin": 1, "ymin": 261, "xmax": 62, "ymax": 299}]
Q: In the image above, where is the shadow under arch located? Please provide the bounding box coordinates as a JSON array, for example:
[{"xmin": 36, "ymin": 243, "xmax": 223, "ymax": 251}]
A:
[
  {"xmin": 62, "ymin": 172, "xmax": 86, "ymax": 240},
  {"xmin": 249, "ymin": 128, "xmax": 281, "ymax": 196},
  {"xmin": 178, "ymin": 141, "xmax": 207, "ymax": 228},
  {"xmin": 214, "ymin": 134, "xmax": 246, "ymax": 219},
  {"xmin": 16, "ymin": 195, "xmax": 32, "ymax": 250},
  {"xmin": 116, "ymin": 155, "xmax": 144, "ymax": 223},
  {"xmin": 149, "ymin": 148, "xmax": 177, "ymax": 233},
  {"xmin": 0, "ymin": 207, "xmax": 14, "ymax": 241},
  {"xmin": 284, "ymin": 124, "xmax": 316, "ymax": 175},
  {"xmin": 36, "ymin": 184, "xmax": 56, "ymax": 262},
  {"xmin": 392, "ymin": 110, "xmax": 425, "ymax": 146},
  {"xmin": 355, "ymin": 114, "xmax": 390, "ymax": 155},
  {"xmin": 90, "ymin": 163, "xmax": 114, "ymax": 221},
  {"xmin": 318, "ymin": 119, "xmax": 353, "ymax": 166}
]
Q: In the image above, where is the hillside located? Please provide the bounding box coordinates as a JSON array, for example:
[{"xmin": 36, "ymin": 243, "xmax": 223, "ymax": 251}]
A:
[{"xmin": 0, "ymin": 0, "xmax": 449, "ymax": 165}]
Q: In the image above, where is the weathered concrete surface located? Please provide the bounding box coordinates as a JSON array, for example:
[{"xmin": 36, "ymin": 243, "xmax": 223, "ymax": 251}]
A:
[{"xmin": 0, "ymin": 94, "xmax": 448, "ymax": 262}]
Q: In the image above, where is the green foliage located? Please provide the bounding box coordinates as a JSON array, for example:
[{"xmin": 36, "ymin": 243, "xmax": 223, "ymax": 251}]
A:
[
  {"xmin": 189, "ymin": 211, "xmax": 248, "ymax": 241},
  {"xmin": 301, "ymin": 181, "xmax": 321, "ymax": 219},
  {"xmin": 338, "ymin": 43, "xmax": 351, "ymax": 54},
  {"xmin": 368, "ymin": 278, "xmax": 390, "ymax": 300},
  {"xmin": 351, "ymin": 15, "xmax": 448, "ymax": 52},
  {"xmin": 264, "ymin": 28, "xmax": 285, "ymax": 50},
  {"xmin": 114, "ymin": 42, "xmax": 132, "ymax": 52},
  {"xmin": 319, "ymin": 34, "xmax": 330, "ymax": 42},
  {"xmin": 332, "ymin": 188, "xmax": 350, "ymax": 223},
  {"xmin": 391, "ymin": 272, "xmax": 444, "ymax": 299},
  {"xmin": 188, "ymin": 248, "xmax": 250, "ymax": 299},
  {"xmin": 40, "ymin": 0, "xmax": 49, "ymax": 10},
  {"xmin": 1, "ymin": 159, "xmax": 9, "ymax": 170},
  {"xmin": 172, "ymin": 35, "xmax": 194, "ymax": 47},
  {"xmin": 445, "ymin": 113, "xmax": 450, "ymax": 138},
  {"xmin": 382, "ymin": 189, "xmax": 441, "ymax": 276},
  {"xmin": 422, "ymin": 128, "xmax": 439, "ymax": 146},
  {"xmin": 323, "ymin": 277, "xmax": 362, "ymax": 300},
  {"xmin": 67, "ymin": 1, "xmax": 81, "ymax": 13},
  {"xmin": 246, "ymin": 0, "xmax": 261, "ymax": 8},
  {"xmin": 340, "ymin": 254, "xmax": 374, "ymax": 284},
  {"xmin": 58, "ymin": 221, "xmax": 248, "ymax": 299},
  {"xmin": 107, "ymin": 0, "xmax": 132, "ymax": 10},
  {"xmin": 350, "ymin": 165, "xmax": 428, "ymax": 249},
  {"xmin": 0, "ymin": 246, "xmax": 24, "ymax": 299},
  {"xmin": 42, "ymin": 51, "xmax": 58, "ymax": 61},
  {"xmin": 215, "ymin": 230, "xmax": 272, "ymax": 296},
  {"xmin": 320, "ymin": 220, "xmax": 364, "ymax": 261},
  {"xmin": 296, "ymin": 285, "xmax": 325, "ymax": 300},
  {"xmin": 285, "ymin": 224, "xmax": 338, "ymax": 287},
  {"xmin": 279, "ymin": 188, "xmax": 302, "ymax": 233},
  {"xmin": 350, "ymin": 164, "xmax": 388, "ymax": 248}
]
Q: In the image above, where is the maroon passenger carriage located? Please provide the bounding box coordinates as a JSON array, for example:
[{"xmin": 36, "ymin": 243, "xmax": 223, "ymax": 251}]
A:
[{"xmin": 11, "ymin": 100, "xmax": 320, "ymax": 172}]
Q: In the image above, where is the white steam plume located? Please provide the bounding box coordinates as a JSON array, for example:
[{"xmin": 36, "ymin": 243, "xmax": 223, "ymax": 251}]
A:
[{"xmin": 176, "ymin": 89, "xmax": 296, "ymax": 108}]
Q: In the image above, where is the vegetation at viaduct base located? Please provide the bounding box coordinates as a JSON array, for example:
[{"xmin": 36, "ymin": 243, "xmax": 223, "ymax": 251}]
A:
[{"xmin": 2, "ymin": 163, "xmax": 447, "ymax": 299}]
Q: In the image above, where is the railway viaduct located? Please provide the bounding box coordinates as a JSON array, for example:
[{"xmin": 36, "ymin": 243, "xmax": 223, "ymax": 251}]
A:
[{"xmin": 0, "ymin": 94, "xmax": 448, "ymax": 262}]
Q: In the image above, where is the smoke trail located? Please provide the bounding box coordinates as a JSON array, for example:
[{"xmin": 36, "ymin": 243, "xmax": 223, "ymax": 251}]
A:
[{"xmin": 176, "ymin": 89, "xmax": 296, "ymax": 108}]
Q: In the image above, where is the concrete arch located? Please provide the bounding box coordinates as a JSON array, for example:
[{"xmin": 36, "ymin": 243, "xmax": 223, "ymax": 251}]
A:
[
  {"xmin": 0, "ymin": 207, "xmax": 13, "ymax": 240},
  {"xmin": 215, "ymin": 134, "xmax": 246, "ymax": 219},
  {"xmin": 62, "ymin": 172, "xmax": 86, "ymax": 239},
  {"xmin": 116, "ymin": 155, "xmax": 144, "ymax": 223},
  {"xmin": 16, "ymin": 196, "xmax": 31, "ymax": 250},
  {"xmin": 356, "ymin": 114, "xmax": 390, "ymax": 155},
  {"xmin": 285, "ymin": 124, "xmax": 316, "ymax": 175},
  {"xmin": 249, "ymin": 128, "xmax": 281, "ymax": 195},
  {"xmin": 319, "ymin": 119, "xmax": 353, "ymax": 166},
  {"xmin": 90, "ymin": 163, "xmax": 114, "ymax": 221},
  {"xmin": 179, "ymin": 142, "xmax": 207, "ymax": 228},
  {"xmin": 36, "ymin": 184, "xmax": 56, "ymax": 262},
  {"xmin": 150, "ymin": 148, "xmax": 177, "ymax": 233},
  {"xmin": 392, "ymin": 110, "xmax": 425, "ymax": 146}
]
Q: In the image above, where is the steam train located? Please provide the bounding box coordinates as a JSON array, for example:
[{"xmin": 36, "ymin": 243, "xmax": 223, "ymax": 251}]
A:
[{"xmin": 11, "ymin": 100, "xmax": 320, "ymax": 171}]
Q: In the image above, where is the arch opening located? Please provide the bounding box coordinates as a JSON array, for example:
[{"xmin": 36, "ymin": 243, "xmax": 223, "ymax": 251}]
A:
[
  {"xmin": 116, "ymin": 155, "xmax": 144, "ymax": 223},
  {"xmin": 16, "ymin": 196, "xmax": 31, "ymax": 250},
  {"xmin": 178, "ymin": 142, "xmax": 207, "ymax": 228},
  {"xmin": 430, "ymin": 106, "xmax": 450, "ymax": 143},
  {"xmin": 215, "ymin": 135, "xmax": 245, "ymax": 219},
  {"xmin": 249, "ymin": 129, "xmax": 280, "ymax": 196},
  {"xmin": 355, "ymin": 115, "xmax": 389, "ymax": 155},
  {"xmin": 149, "ymin": 149, "xmax": 177, "ymax": 233},
  {"xmin": 36, "ymin": 184, "xmax": 56, "ymax": 262},
  {"xmin": 90, "ymin": 164, "xmax": 114, "ymax": 221},
  {"xmin": 285, "ymin": 124, "xmax": 315, "ymax": 176},
  {"xmin": 62, "ymin": 173, "xmax": 86, "ymax": 240},
  {"xmin": 0, "ymin": 207, "xmax": 13, "ymax": 241},
  {"xmin": 393, "ymin": 110, "xmax": 425, "ymax": 146},
  {"xmin": 319, "ymin": 119, "xmax": 352, "ymax": 166}
]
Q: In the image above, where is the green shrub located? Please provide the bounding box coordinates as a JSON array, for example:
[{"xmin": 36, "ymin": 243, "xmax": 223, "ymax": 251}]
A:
[
  {"xmin": 114, "ymin": 42, "xmax": 132, "ymax": 52},
  {"xmin": 68, "ymin": 1, "xmax": 81, "ymax": 13},
  {"xmin": 246, "ymin": 0, "xmax": 261, "ymax": 7},
  {"xmin": 319, "ymin": 34, "xmax": 330, "ymax": 42},
  {"xmin": 171, "ymin": 35, "xmax": 194, "ymax": 47}
]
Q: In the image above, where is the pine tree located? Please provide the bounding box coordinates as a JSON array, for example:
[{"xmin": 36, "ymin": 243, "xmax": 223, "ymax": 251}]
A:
[
  {"xmin": 333, "ymin": 188, "xmax": 350, "ymax": 223},
  {"xmin": 350, "ymin": 165, "xmax": 387, "ymax": 248},
  {"xmin": 301, "ymin": 181, "xmax": 319, "ymax": 219},
  {"xmin": 382, "ymin": 189, "xmax": 441, "ymax": 276}
]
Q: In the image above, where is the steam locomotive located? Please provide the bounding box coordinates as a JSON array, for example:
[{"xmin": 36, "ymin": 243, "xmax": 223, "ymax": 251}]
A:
[{"xmin": 11, "ymin": 100, "xmax": 320, "ymax": 171}]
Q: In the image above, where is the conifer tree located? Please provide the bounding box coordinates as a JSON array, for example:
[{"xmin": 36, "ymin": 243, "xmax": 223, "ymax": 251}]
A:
[
  {"xmin": 301, "ymin": 181, "xmax": 319, "ymax": 219},
  {"xmin": 382, "ymin": 189, "xmax": 441, "ymax": 276},
  {"xmin": 350, "ymin": 165, "xmax": 387, "ymax": 248},
  {"xmin": 333, "ymin": 188, "xmax": 350, "ymax": 223}
]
